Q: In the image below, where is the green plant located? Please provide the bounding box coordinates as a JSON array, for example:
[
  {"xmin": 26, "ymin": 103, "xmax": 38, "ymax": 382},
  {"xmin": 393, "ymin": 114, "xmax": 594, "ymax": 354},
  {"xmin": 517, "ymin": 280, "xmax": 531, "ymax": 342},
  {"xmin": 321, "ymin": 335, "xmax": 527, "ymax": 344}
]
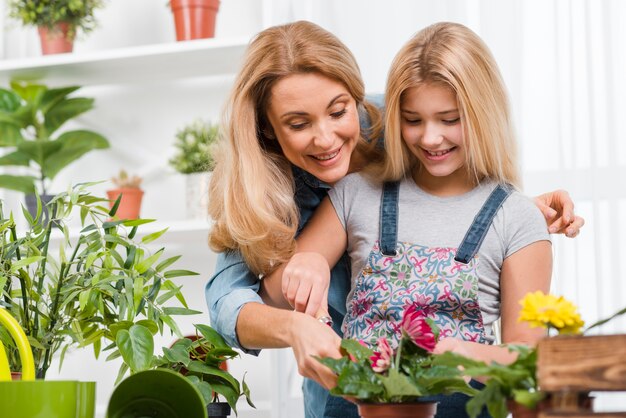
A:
[
  {"xmin": 0, "ymin": 81, "xmax": 109, "ymax": 195},
  {"xmin": 8, "ymin": 0, "xmax": 105, "ymax": 37},
  {"xmin": 111, "ymin": 170, "xmax": 142, "ymax": 189},
  {"xmin": 318, "ymin": 306, "xmax": 476, "ymax": 403},
  {"xmin": 0, "ymin": 182, "xmax": 200, "ymax": 378},
  {"xmin": 117, "ymin": 323, "xmax": 255, "ymax": 414},
  {"xmin": 169, "ymin": 119, "xmax": 219, "ymax": 174}
]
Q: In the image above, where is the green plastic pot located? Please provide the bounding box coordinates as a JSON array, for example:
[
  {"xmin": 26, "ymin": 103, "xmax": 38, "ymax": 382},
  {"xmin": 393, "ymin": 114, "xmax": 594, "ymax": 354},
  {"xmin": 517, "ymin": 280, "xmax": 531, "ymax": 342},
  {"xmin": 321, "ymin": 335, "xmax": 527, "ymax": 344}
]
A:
[
  {"xmin": 107, "ymin": 369, "xmax": 207, "ymax": 418},
  {"xmin": 0, "ymin": 380, "xmax": 95, "ymax": 418}
]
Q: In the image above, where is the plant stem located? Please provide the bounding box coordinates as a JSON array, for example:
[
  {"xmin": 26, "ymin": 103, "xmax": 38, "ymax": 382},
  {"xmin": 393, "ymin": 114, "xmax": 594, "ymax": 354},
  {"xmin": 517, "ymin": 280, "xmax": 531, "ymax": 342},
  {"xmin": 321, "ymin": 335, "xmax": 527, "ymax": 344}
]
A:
[
  {"xmin": 9, "ymin": 224, "xmax": 31, "ymax": 335},
  {"xmin": 395, "ymin": 338, "xmax": 403, "ymax": 370},
  {"xmin": 40, "ymin": 260, "xmax": 68, "ymax": 378},
  {"xmin": 32, "ymin": 210, "xmax": 54, "ymax": 340}
]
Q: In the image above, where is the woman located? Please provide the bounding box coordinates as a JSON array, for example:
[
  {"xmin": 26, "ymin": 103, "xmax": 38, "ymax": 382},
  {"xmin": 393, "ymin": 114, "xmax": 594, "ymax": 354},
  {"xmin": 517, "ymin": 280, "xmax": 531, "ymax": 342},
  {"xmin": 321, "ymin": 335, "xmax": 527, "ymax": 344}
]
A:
[{"xmin": 205, "ymin": 21, "xmax": 583, "ymax": 418}]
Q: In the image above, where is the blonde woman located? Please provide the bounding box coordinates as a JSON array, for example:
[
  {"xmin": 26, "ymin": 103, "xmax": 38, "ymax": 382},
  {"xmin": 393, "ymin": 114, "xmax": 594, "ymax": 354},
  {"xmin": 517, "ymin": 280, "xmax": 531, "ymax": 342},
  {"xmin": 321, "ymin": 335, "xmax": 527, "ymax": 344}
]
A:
[{"xmin": 206, "ymin": 21, "xmax": 583, "ymax": 418}]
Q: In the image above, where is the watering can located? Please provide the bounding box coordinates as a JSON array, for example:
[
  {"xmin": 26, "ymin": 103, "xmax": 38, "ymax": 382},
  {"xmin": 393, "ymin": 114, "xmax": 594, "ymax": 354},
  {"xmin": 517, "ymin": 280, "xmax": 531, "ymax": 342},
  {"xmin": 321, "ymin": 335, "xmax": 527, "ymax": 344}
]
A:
[{"xmin": 0, "ymin": 307, "xmax": 96, "ymax": 418}]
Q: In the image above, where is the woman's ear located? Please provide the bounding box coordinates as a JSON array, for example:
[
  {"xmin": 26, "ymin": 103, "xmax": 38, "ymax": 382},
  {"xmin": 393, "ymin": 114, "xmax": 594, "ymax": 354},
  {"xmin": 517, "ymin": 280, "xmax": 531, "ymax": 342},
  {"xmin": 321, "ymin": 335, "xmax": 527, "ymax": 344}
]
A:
[{"xmin": 263, "ymin": 127, "xmax": 276, "ymax": 140}]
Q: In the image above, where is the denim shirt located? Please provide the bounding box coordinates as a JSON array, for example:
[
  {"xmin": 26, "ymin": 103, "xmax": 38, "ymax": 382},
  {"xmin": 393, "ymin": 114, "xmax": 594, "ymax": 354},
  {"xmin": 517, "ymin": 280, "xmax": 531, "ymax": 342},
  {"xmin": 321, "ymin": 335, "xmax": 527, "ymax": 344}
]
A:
[{"xmin": 204, "ymin": 166, "xmax": 351, "ymax": 354}]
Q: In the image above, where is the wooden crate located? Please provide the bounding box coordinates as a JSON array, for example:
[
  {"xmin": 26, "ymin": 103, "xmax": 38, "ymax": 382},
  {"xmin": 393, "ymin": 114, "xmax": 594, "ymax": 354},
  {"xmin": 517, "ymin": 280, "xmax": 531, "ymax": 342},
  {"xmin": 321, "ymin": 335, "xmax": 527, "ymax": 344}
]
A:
[{"xmin": 537, "ymin": 334, "xmax": 626, "ymax": 418}]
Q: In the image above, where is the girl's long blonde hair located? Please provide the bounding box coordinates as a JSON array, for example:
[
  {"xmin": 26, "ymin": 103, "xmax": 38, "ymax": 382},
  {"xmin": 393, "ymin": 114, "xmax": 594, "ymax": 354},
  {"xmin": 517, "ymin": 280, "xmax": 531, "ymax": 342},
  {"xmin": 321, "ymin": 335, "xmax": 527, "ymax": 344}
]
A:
[
  {"xmin": 209, "ymin": 21, "xmax": 382, "ymax": 276},
  {"xmin": 381, "ymin": 22, "xmax": 520, "ymax": 188}
]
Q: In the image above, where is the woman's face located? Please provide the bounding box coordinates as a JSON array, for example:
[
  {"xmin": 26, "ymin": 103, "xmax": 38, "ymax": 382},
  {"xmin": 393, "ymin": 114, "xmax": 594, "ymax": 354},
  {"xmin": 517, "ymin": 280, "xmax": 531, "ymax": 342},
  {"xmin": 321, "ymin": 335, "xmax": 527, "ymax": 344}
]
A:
[{"xmin": 266, "ymin": 73, "xmax": 360, "ymax": 185}]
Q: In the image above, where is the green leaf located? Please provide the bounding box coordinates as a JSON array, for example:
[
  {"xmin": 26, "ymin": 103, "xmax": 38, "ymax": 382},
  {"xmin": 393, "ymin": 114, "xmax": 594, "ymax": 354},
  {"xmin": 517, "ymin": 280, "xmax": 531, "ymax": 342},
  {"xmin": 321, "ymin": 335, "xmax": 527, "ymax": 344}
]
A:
[
  {"xmin": 210, "ymin": 380, "xmax": 240, "ymax": 413},
  {"xmin": 0, "ymin": 88, "xmax": 22, "ymax": 112},
  {"xmin": 0, "ymin": 150, "xmax": 31, "ymax": 166},
  {"xmin": 44, "ymin": 97, "xmax": 94, "ymax": 134},
  {"xmin": 189, "ymin": 378, "xmax": 213, "ymax": 406},
  {"xmin": 379, "ymin": 368, "xmax": 423, "ymax": 398},
  {"xmin": 195, "ymin": 324, "xmax": 229, "ymax": 349},
  {"xmin": 135, "ymin": 319, "xmax": 159, "ymax": 335},
  {"xmin": 136, "ymin": 249, "xmax": 164, "ymax": 274},
  {"xmin": 141, "ymin": 228, "xmax": 169, "ymax": 244},
  {"xmin": 162, "ymin": 307, "xmax": 202, "ymax": 316},
  {"xmin": 0, "ymin": 174, "xmax": 36, "ymax": 193},
  {"xmin": 155, "ymin": 255, "xmax": 181, "ymax": 273},
  {"xmin": 186, "ymin": 360, "xmax": 240, "ymax": 393},
  {"xmin": 341, "ymin": 339, "xmax": 373, "ymax": 363},
  {"xmin": 163, "ymin": 345, "xmax": 192, "ymax": 367},
  {"xmin": 115, "ymin": 325, "xmax": 154, "ymax": 374},
  {"xmin": 164, "ymin": 269, "xmax": 199, "ymax": 278},
  {"xmin": 10, "ymin": 256, "xmax": 44, "ymax": 271},
  {"xmin": 40, "ymin": 86, "xmax": 81, "ymax": 113},
  {"xmin": 42, "ymin": 130, "xmax": 109, "ymax": 179}
]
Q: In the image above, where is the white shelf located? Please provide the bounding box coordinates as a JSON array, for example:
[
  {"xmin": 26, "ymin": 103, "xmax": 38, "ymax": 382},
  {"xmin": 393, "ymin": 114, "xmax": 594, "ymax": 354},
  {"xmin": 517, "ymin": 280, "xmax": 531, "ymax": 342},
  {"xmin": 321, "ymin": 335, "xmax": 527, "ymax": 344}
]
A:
[{"xmin": 0, "ymin": 37, "xmax": 249, "ymax": 86}]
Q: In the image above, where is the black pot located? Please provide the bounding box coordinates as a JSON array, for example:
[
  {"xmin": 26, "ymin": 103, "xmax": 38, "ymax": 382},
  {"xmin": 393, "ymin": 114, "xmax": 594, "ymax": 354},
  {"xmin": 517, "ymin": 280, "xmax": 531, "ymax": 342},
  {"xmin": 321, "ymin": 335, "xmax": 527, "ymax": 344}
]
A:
[
  {"xmin": 24, "ymin": 194, "xmax": 56, "ymax": 225},
  {"xmin": 207, "ymin": 402, "xmax": 231, "ymax": 418}
]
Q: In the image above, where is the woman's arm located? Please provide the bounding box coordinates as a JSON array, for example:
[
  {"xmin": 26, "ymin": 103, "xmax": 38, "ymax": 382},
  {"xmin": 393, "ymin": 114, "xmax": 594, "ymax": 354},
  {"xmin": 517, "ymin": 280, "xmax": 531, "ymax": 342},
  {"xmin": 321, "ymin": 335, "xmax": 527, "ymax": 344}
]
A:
[
  {"xmin": 434, "ymin": 240, "xmax": 552, "ymax": 365},
  {"xmin": 260, "ymin": 197, "xmax": 348, "ymax": 316}
]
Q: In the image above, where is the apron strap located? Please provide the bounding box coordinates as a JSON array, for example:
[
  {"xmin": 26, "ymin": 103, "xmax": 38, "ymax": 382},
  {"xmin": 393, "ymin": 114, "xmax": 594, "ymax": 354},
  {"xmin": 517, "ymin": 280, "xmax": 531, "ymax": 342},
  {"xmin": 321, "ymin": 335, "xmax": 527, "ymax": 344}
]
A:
[
  {"xmin": 454, "ymin": 184, "xmax": 513, "ymax": 264},
  {"xmin": 379, "ymin": 181, "xmax": 400, "ymax": 256}
]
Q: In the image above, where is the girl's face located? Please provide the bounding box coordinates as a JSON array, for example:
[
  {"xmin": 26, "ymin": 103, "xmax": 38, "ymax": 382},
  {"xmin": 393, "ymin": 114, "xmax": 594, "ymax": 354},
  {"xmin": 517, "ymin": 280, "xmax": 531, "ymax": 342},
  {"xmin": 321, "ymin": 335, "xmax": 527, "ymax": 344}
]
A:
[
  {"xmin": 400, "ymin": 83, "xmax": 472, "ymax": 195},
  {"xmin": 266, "ymin": 73, "xmax": 360, "ymax": 185}
]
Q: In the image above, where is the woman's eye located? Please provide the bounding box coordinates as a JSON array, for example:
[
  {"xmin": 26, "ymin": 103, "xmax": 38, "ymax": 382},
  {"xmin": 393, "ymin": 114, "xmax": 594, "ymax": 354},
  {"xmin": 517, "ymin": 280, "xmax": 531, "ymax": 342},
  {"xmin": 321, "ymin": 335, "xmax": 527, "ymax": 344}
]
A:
[
  {"xmin": 289, "ymin": 122, "xmax": 308, "ymax": 130},
  {"xmin": 404, "ymin": 118, "xmax": 421, "ymax": 125},
  {"xmin": 330, "ymin": 109, "xmax": 347, "ymax": 118},
  {"xmin": 443, "ymin": 117, "xmax": 460, "ymax": 125}
]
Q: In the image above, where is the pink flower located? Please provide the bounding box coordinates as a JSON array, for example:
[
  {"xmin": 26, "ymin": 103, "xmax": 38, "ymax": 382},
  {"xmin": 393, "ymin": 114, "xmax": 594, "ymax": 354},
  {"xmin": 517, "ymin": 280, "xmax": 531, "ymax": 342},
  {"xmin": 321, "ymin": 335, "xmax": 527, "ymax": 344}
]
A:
[
  {"xmin": 401, "ymin": 305, "xmax": 437, "ymax": 352},
  {"xmin": 370, "ymin": 338, "xmax": 393, "ymax": 372}
]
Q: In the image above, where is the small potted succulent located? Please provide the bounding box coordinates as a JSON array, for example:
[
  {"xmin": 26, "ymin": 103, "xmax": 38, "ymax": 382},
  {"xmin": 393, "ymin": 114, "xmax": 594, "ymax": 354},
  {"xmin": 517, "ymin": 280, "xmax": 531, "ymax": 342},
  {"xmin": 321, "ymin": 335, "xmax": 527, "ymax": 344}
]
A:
[
  {"xmin": 107, "ymin": 170, "xmax": 144, "ymax": 220},
  {"xmin": 115, "ymin": 323, "xmax": 254, "ymax": 417},
  {"xmin": 169, "ymin": 119, "xmax": 219, "ymax": 219},
  {"xmin": 8, "ymin": 0, "xmax": 105, "ymax": 54},
  {"xmin": 318, "ymin": 306, "xmax": 477, "ymax": 418}
]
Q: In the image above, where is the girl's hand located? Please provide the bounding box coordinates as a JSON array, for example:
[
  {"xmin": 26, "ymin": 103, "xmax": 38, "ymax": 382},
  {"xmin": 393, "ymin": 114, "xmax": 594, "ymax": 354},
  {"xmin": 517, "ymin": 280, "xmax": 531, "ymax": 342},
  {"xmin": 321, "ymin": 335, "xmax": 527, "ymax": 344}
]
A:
[
  {"xmin": 282, "ymin": 252, "xmax": 330, "ymax": 316},
  {"xmin": 534, "ymin": 189, "xmax": 585, "ymax": 238}
]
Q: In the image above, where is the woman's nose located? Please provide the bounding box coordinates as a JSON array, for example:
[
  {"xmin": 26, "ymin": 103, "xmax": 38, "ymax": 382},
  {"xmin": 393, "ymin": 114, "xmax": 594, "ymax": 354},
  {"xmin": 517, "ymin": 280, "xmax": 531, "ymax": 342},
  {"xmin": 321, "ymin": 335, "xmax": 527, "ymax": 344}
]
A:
[{"xmin": 312, "ymin": 123, "xmax": 334, "ymax": 149}]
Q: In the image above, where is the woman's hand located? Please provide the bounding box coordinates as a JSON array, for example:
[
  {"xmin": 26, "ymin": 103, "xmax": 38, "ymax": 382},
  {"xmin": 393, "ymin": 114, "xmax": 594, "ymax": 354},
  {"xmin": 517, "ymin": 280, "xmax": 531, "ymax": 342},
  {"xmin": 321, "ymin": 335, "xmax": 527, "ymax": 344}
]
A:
[
  {"xmin": 534, "ymin": 189, "xmax": 585, "ymax": 237},
  {"xmin": 282, "ymin": 252, "xmax": 331, "ymax": 316},
  {"xmin": 288, "ymin": 312, "xmax": 342, "ymax": 389}
]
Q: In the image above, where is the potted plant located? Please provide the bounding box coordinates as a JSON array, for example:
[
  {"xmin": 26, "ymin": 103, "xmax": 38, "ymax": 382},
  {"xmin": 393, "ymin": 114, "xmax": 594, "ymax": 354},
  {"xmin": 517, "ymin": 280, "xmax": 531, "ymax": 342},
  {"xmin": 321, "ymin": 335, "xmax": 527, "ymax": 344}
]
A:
[
  {"xmin": 455, "ymin": 291, "xmax": 626, "ymax": 418},
  {"xmin": 0, "ymin": 81, "xmax": 109, "ymax": 219},
  {"xmin": 115, "ymin": 322, "xmax": 254, "ymax": 417},
  {"xmin": 8, "ymin": 0, "xmax": 105, "ymax": 54},
  {"xmin": 169, "ymin": 119, "xmax": 219, "ymax": 219},
  {"xmin": 0, "ymin": 182, "xmax": 200, "ymax": 379},
  {"xmin": 170, "ymin": 0, "xmax": 220, "ymax": 41},
  {"xmin": 107, "ymin": 170, "xmax": 144, "ymax": 220},
  {"xmin": 318, "ymin": 306, "xmax": 477, "ymax": 418}
]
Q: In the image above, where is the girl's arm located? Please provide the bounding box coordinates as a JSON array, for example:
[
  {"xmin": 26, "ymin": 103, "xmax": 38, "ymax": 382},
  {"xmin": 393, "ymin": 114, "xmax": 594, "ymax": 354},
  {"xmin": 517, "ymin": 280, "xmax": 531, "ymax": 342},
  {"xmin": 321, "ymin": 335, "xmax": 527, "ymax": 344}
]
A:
[
  {"xmin": 260, "ymin": 197, "xmax": 348, "ymax": 316},
  {"xmin": 434, "ymin": 240, "xmax": 552, "ymax": 365}
]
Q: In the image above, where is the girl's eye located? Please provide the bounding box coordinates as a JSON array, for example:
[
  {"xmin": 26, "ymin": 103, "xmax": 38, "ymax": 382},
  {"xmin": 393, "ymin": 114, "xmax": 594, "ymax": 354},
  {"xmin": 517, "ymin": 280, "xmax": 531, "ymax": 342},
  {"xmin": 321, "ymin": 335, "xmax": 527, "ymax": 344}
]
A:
[
  {"xmin": 443, "ymin": 117, "xmax": 460, "ymax": 125},
  {"xmin": 331, "ymin": 109, "xmax": 347, "ymax": 118}
]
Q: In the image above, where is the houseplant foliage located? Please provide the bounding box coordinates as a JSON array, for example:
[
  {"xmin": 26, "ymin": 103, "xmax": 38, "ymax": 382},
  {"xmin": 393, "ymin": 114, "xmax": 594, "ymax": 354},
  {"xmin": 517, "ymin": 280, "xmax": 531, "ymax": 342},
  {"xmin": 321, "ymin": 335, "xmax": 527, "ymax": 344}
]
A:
[
  {"xmin": 8, "ymin": 0, "xmax": 105, "ymax": 38},
  {"xmin": 0, "ymin": 182, "xmax": 200, "ymax": 378},
  {"xmin": 0, "ymin": 81, "xmax": 109, "ymax": 195},
  {"xmin": 456, "ymin": 291, "xmax": 625, "ymax": 418},
  {"xmin": 169, "ymin": 119, "xmax": 219, "ymax": 174},
  {"xmin": 318, "ymin": 306, "xmax": 476, "ymax": 413},
  {"xmin": 117, "ymin": 323, "xmax": 254, "ymax": 415}
]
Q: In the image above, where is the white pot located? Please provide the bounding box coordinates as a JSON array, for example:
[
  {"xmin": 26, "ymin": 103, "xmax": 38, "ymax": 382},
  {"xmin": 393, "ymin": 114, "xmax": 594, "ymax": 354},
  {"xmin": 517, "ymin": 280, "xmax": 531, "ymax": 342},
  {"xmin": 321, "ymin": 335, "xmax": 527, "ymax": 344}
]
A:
[{"xmin": 185, "ymin": 172, "xmax": 211, "ymax": 220}]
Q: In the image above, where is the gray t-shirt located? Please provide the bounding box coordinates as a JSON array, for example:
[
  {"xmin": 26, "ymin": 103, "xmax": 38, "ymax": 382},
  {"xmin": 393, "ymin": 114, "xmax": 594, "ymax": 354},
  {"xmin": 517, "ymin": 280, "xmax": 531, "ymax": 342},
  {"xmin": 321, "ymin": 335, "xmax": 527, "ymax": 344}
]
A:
[{"xmin": 328, "ymin": 173, "xmax": 551, "ymax": 342}]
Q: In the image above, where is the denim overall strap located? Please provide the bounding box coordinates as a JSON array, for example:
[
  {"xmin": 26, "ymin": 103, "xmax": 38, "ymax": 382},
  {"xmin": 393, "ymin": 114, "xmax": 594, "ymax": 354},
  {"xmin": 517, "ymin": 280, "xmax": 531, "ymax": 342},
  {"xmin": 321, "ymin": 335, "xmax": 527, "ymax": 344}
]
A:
[
  {"xmin": 379, "ymin": 181, "xmax": 400, "ymax": 256},
  {"xmin": 454, "ymin": 184, "xmax": 513, "ymax": 264}
]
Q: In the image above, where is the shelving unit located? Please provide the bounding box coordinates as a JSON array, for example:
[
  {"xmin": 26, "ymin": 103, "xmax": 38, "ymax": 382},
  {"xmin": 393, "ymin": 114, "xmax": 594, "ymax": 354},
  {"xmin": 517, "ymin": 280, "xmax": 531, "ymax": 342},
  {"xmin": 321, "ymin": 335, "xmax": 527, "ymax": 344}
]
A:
[{"xmin": 0, "ymin": 37, "xmax": 249, "ymax": 86}]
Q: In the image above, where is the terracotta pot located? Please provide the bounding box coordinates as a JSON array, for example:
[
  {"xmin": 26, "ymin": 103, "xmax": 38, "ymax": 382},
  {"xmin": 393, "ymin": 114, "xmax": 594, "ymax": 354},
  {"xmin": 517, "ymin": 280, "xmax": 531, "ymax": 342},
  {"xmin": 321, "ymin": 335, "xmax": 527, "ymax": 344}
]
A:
[
  {"xmin": 11, "ymin": 372, "xmax": 21, "ymax": 381},
  {"xmin": 507, "ymin": 400, "xmax": 540, "ymax": 418},
  {"xmin": 170, "ymin": 0, "xmax": 220, "ymax": 41},
  {"xmin": 357, "ymin": 401, "xmax": 437, "ymax": 418},
  {"xmin": 38, "ymin": 22, "xmax": 74, "ymax": 55},
  {"xmin": 107, "ymin": 188, "xmax": 144, "ymax": 220},
  {"xmin": 507, "ymin": 393, "xmax": 593, "ymax": 418}
]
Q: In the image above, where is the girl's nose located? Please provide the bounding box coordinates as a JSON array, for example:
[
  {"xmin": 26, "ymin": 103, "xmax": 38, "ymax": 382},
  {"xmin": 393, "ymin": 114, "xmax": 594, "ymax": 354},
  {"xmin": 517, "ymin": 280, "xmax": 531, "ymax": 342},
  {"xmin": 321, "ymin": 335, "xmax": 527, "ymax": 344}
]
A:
[{"xmin": 421, "ymin": 125, "xmax": 444, "ymax": 147}]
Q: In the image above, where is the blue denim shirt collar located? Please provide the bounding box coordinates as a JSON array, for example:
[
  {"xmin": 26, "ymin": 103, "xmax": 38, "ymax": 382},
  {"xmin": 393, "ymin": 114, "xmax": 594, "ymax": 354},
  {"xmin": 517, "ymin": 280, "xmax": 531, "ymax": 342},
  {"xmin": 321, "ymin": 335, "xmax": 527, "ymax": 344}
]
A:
[{"xmin": 292, "ymin": 164, "xmax": 331, "ymax": 190}]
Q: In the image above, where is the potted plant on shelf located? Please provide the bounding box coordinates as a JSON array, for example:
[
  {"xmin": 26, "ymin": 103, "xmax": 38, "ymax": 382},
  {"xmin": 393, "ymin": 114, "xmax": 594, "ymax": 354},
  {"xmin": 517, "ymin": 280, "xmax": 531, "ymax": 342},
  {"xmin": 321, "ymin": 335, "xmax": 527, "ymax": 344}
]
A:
[
  {"xmin": 114, "ymin": 323, "xmax": 254, "ymax": 418},
  {"xmin": 0, "ymin": 182, "xmax": 200, "ymax": 379},
  {"xmin": 0, "ymin": 81, "xmax": 109, "ymax": 219},
  {"xmin": 107, "ymin": 170, "xmax": 144, "ymax": 220},
  {"xmin": 169, "ymin": 119, "xmax": 219, "ymax": 220},
  {"xmin": 170, "ymin": 0, "xmax": 221, "ymax": 41},
  {"xmin": 8, "ymin": 0, "xmax": 105, "ymax": 55},
  {"xmin": 318, "ymin": 306, "xmax": 478, "ymax": 418}
]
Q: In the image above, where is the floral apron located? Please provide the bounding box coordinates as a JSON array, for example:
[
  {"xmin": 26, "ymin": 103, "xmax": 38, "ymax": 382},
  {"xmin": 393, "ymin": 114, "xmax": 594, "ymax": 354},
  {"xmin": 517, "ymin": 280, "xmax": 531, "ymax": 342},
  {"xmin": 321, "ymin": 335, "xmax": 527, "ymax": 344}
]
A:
[{"xmin": 342, "ymin": 182, "xmax": 512, "ymax": 348}]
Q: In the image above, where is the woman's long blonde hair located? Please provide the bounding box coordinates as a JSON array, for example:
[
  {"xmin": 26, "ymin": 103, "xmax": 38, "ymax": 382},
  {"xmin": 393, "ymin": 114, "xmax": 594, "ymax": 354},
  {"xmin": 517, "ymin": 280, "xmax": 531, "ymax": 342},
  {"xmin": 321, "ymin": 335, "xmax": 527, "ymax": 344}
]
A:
[
  {"xmin": 209, "ymin": 21, "xmax": 382, "ymax": 276},
  {"xmin": 381, "ymin": 22, "xmax": 520, "ymax": 188}
]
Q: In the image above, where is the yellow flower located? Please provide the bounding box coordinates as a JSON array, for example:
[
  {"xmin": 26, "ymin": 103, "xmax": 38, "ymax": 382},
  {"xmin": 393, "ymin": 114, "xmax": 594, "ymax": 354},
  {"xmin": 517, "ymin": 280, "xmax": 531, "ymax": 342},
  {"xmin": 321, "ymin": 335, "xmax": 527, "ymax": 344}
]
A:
[{"xmin": 519, "ymin": 291, "xmax": 584, "ymax": 335}]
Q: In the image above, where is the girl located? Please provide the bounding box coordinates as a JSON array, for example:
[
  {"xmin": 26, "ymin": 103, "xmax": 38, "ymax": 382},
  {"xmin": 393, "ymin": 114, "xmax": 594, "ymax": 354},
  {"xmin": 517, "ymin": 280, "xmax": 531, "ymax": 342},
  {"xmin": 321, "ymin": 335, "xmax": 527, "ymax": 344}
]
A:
[{"xmin": 269, "ymin": 22, "xmax": 552, "ymax": 417}]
